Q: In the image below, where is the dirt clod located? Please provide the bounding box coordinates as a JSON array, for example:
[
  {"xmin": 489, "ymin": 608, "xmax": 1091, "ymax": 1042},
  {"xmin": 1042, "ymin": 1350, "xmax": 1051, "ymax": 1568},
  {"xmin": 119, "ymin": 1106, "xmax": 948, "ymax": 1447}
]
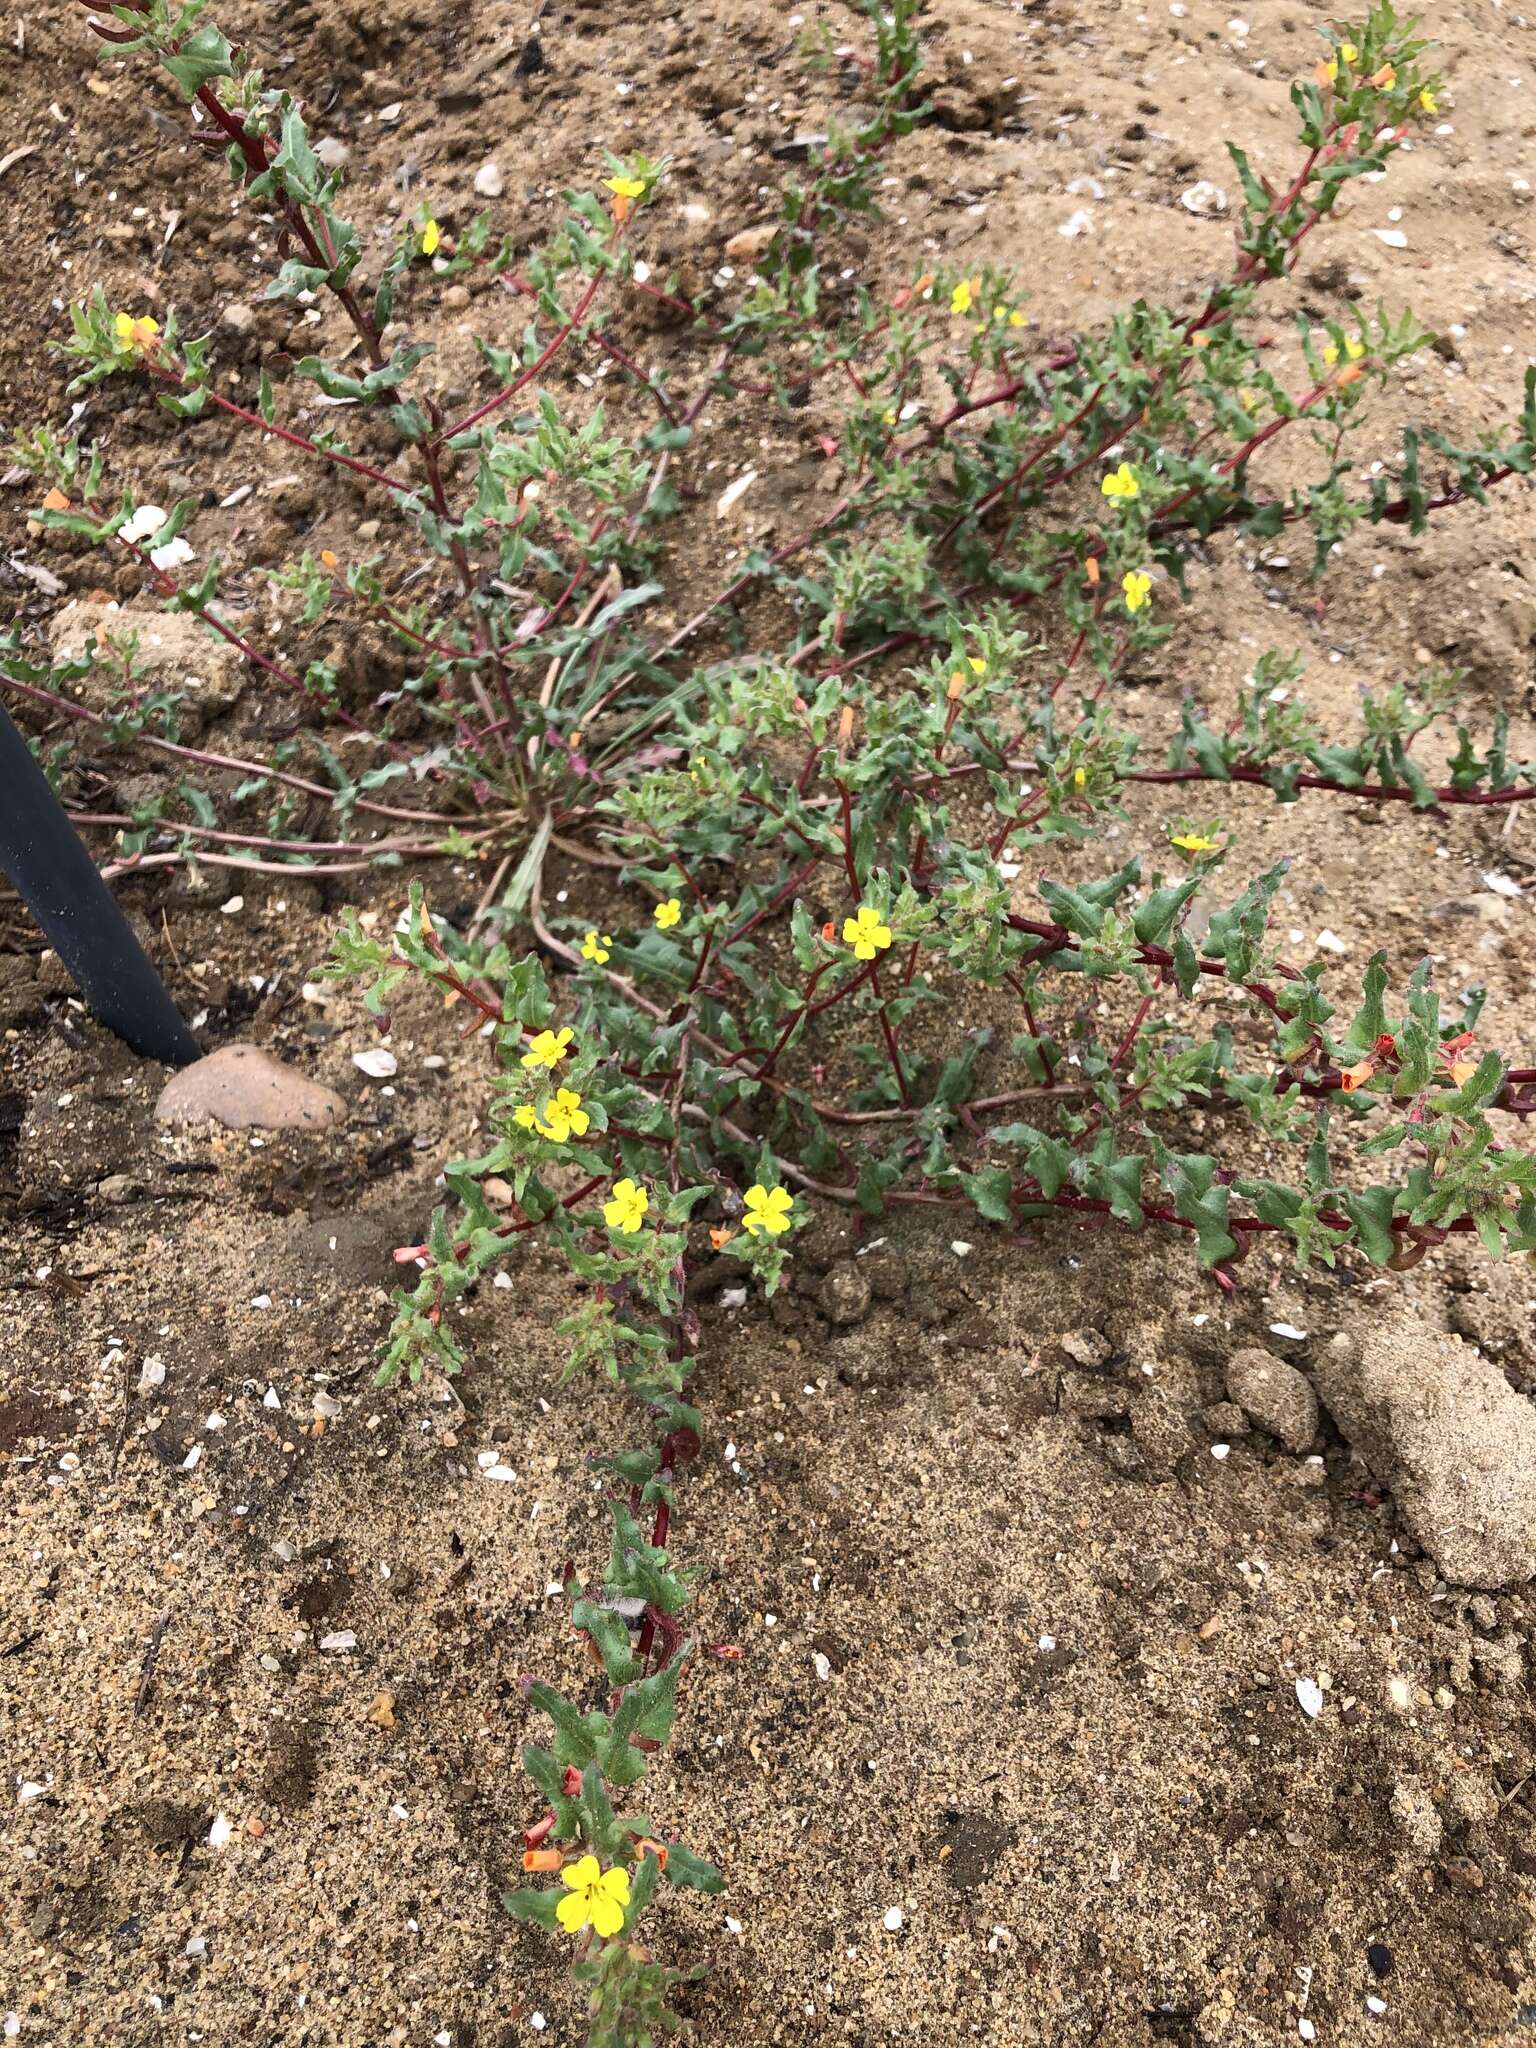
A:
[
  {"xmin": 1315, "ymin": 1322, "xmax": 1536, "ymax": 1587},
  {"xmin": 1225, "ymin": 1345, "xmax": 1320, "ymax": 1453}
]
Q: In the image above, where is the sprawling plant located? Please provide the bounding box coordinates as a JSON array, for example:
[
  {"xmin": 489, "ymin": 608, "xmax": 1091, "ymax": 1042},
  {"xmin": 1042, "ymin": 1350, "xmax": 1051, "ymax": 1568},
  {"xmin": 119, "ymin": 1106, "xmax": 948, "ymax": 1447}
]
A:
[{"xmin": 7, "ymin": 0, "xmax": 1536, "ymax": 2038}]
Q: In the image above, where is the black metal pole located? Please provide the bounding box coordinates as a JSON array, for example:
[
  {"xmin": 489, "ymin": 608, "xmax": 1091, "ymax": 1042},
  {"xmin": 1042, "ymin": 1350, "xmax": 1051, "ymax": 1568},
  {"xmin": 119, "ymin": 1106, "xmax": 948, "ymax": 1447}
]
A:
[{"xmin": 0, "ymin": 698, "xmax": 201, "ymax": 1065}]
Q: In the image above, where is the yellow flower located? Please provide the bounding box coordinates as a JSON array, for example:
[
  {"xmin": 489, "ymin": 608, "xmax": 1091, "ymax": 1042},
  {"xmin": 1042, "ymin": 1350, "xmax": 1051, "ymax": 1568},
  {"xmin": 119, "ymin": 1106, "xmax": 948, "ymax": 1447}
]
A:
[
  {"xmin": 950, "ymin": 278, "xmax": 977, "ymax": 316},
  {"xmin": 605, "ymin": 175, "xmax": 646, "ymax": 200},
  {"xmin": 1073, "ymin": 766, "xmax": 1087, "ymax": 789},
  {"xmin": 1122, "ymin": 570, "xmax": 1152, "ymax": 614},
  {"xmin": 965, "ymin": 654, "xmax": 987, "ymax": 675},
  {"xmin": 604, "ymin": 1178, "xmax": 649, "ymax": 1234},
  {"xmin": 1170, "ymin": 830, "xmax": 1220, "ymax": 854},
  {"xmin": 518, "ymin": 1088, "xmax": 591, "ymax": 1142},
  {"xmin": 654, "ymin": 898, "xmax": 683, "ymax": 929},
  {"xmin": 1323, "ymin": 58, "xmax": 1339, "ymax": 84},
  {"xmin": 842, "ymin": 905, "xmax": 893, "ymax": 961},
  {"xmin": 1419, "ymin": 86, "xmax": 1437, "ymax": 113},
  {"xmin": 1322, "ymin": 335, "xmax": 1366, "ymax": 367},
  {"xmin": 113, "ymin": 312, "xmax": 161, "ymax": 352},
  {"xmin": 742, "ymin": 1183, "xmax": 794, "ymax": 1238},
  {"xmin": 1100, "ymin": 462, "xmax": 1140, "ymax": 503},
  {"xmin": 421, "ymin": 218, "xmax": 441, "ymax": 257},
  {"xmin": 1008, "ymin": 309, "xmax": 1026, "ymax": 328},
  {"xmin": 521, "ymin": 1027, "xmax": 574, "ymax": 1071},
  {"xmin": 1340, "ymin": 41, "xmax": 1358, "ymax": 62},
  {"xmin": 555, "ymin": 1856, "xmax": 631, "ymax": 1940},
  {"xmin": 581, "ymin": 930, "xmax": 613, "ymax": 965}
]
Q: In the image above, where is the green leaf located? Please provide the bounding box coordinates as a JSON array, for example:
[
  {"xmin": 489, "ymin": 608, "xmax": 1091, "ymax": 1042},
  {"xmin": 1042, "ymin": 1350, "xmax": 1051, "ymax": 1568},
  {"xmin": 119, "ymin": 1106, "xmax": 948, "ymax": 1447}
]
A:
[
  {"xmin": 961, "ymin": 1165, "xmax": 1014, "ymax": 1224},
  {"xmin": 160, "ymin": 20, "xmax": 233, "ymax": 96},
  {"xmin": 572, "ymin": 1600, "xmax": 643, "ymax": 1685},
  {"xmin": 501, "ymin": 1886, "xmax": 564, "ymax": 1931},
  {"xmin": 661, "ymin": 1842, "xmax": 725, "ymax": 1894}
]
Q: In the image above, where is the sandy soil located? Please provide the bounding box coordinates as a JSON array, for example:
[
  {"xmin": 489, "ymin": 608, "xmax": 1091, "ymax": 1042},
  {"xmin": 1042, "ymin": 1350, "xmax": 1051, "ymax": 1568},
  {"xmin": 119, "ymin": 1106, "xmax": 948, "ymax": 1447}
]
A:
[{"xmin": 3, "ymin": 1, "xmax": 1536, "ymax": 2044}]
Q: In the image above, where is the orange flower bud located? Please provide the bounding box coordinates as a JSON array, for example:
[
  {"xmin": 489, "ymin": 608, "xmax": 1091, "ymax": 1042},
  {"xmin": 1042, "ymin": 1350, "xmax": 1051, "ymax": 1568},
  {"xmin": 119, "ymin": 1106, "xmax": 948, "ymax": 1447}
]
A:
[
  {"xmin": 635, "ymin": 1837, "xmax": 669, "ymax": 1869},
  {"xmin": 522, "ymin": 1848, "xmax": 562, "ymax": 1872},
  {"xmin": 709, "ymin": 1227, "xmax": 736, "ymax": 1250},
  {"xmin": 320, "ymin": 548, "xmax": 339, "ymax": 569}
]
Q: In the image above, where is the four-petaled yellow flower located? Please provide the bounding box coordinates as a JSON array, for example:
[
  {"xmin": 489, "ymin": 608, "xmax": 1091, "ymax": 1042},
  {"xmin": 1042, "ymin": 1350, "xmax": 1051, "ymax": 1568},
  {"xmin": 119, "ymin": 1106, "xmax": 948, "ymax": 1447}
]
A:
[
  {"xmin": 743, "ymin": 1183, "xmax": 794, "ymax": 1238},
  {"xmin": 1340, "ymin": 41, "xmax": 1358, "ymax": 62},
  {"xmin": 654, "ymin": 898, "xmax": 682, "ymax": 929},
  {"xmin": 1419, "ymin": 87, "xmax": 1437, "ymax": 113},
  {"xmin": 604, "ymin": 1178, "xmax": 649, "ymax": 1234},
  {"xmin": 950, "ymin": 278, "xmax": 977, "ymax": 316},
  {"xmin": 842, "ymin": 905, "xmax": 893, "ymax": 961},
  {"xmin": 1008, "ymin": 308, "xmax": 1026, "ymax": 327},
  {"xmin": 421, "ymin": 218, "xmax": 442, "ymax": 257},
  {"xmin": 1322, "ymin": 335, "xmax": 1366, "ymax": 367},
  {"xmin": 965, "ymin": 654, "xmax": 987, "ymax": 675},
  {"xmin": 581, "ymin": 930, "xmax": 613, "ymax": 964},
  {"xmin": 521, "ymin": 1027, "xmax": 574, "ymax": 1071},
  {"xmin": 1100, "ymin": 462, "xmax": 1140, "ymax": 503},
  {"xmin": 1170, "ymin": 830, "xmax": 1220, "ymax": 855},
  {"xmin": 113, "ymin": 312, "xmax": 161, "ymax": 353},
  {"xmin": 1122, "ymin": 570, "xmax": 1152, "ymax": 614},
  {"xmin": 515, "ymin": 1087, "xmax": 591, "ymax": 1143},
  {"xmin": 555, "ymin": 1856, "xmax": 631, "ymax": 1939}
]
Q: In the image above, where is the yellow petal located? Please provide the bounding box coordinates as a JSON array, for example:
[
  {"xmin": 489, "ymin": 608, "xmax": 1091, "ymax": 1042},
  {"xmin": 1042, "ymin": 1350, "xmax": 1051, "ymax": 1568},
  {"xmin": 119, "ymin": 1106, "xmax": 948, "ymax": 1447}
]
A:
[
  {"xmin": 600, "ymin": 1867, "xmax": 632, "ymax": 1905},
  {"xmin": 562, "ymin": 1855, "xmax": 601, "ymax": 1893},
  {"xmin": 555, "ymin": 1891, "xmax": 591, "ymax": 1933},
  {"xmin": 588, "ymin": 1892, "xmax": 626, "ymax": 1938}
]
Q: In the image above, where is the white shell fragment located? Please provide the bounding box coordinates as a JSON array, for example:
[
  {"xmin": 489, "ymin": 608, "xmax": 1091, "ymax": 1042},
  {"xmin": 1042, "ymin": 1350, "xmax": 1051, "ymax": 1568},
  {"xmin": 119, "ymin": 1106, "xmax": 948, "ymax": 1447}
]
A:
[{"xmin": 1180, "ymin": 180, "xmax": 1228, "ymax": 215}]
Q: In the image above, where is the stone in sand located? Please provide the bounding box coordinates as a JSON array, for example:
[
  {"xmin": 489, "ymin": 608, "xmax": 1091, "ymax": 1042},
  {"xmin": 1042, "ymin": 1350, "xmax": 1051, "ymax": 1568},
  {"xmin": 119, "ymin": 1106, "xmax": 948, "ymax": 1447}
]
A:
[
  {"xmin": 156, "ymin": 1044, "xmax": 346, "ymax": 1132},
  {"xmin": 1225, "ymin": 1346, "xmax": 1318, "ymax": 1453},
  {"xmin": 1314, "ymin": 1319, "xmax": 1536, "ymax": 1589}
]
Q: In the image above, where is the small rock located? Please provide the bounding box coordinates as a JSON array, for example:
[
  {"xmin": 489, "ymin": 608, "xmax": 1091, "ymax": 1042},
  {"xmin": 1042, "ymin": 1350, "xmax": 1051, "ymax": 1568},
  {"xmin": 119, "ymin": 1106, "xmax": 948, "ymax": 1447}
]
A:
[
  {"xmin": 219, "ymin": 302, "xmax": 257, "ymax": 336},
  {"xmin": 96, "ymin": 1172, "xmax": 142, "ymax": 1204},
  {"xmin": 473, "ymin": 161, "xmax": 504, "ymax": 198},
  {"xmin": 724, "ymin": 223, "xmax": 778, "ymax": 265},
  {"xmin": 49, "ymin": 601, "xmax": 242, "ymax": 728},
  {"xmin": 1225, "ymin": 1347, "xmax": 1319, "ymax": 1453},
  {"xmin": 819, "ymin": 1262, "xmax": 872, "ymax": 1327},
  {"xmin": 1439, "ymin": 1854, "xmax": 1484, "ymax": 1892},
  {"xmin": 314, "ymin": 137, "xmax": 350, "ymax": 169},
  {"xmin": 1315, "ymin": 1321, "xmax": 1536, "ymax": 1587},
  {"xmin": 442, "ymin": 284, "xmax": 471, "ymax": 312},
  {"xmin": 156, "ymin": 1044, "xmax": 346, "ymax": 1133},
  {"xmin": 1366, "ymin": 1943, "xmax": 1394, "ymax": 1979},
  {"xmin": 1389, "ymin": 1775, "xmax": 1443, "ymax": 1857},
  {"xmin": 1055, "ymin": 1327, "xmax": 1114, "ymax": 1371}
]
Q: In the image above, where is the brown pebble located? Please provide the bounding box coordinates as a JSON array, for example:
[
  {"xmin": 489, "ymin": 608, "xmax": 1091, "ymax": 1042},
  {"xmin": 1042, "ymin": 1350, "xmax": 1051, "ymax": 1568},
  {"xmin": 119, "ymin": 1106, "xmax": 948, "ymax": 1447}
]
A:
[
  {"xmin": 155, "ymin": 1044, "xmax": 347, "ymax": 1132},
  {"xmin": 246, "ymin": 1816, "xmax": 265, "ymax": 1837},
  {"xmin": 367, "ymin": 1691, "xmax": 397, "ymax": 1729}
]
